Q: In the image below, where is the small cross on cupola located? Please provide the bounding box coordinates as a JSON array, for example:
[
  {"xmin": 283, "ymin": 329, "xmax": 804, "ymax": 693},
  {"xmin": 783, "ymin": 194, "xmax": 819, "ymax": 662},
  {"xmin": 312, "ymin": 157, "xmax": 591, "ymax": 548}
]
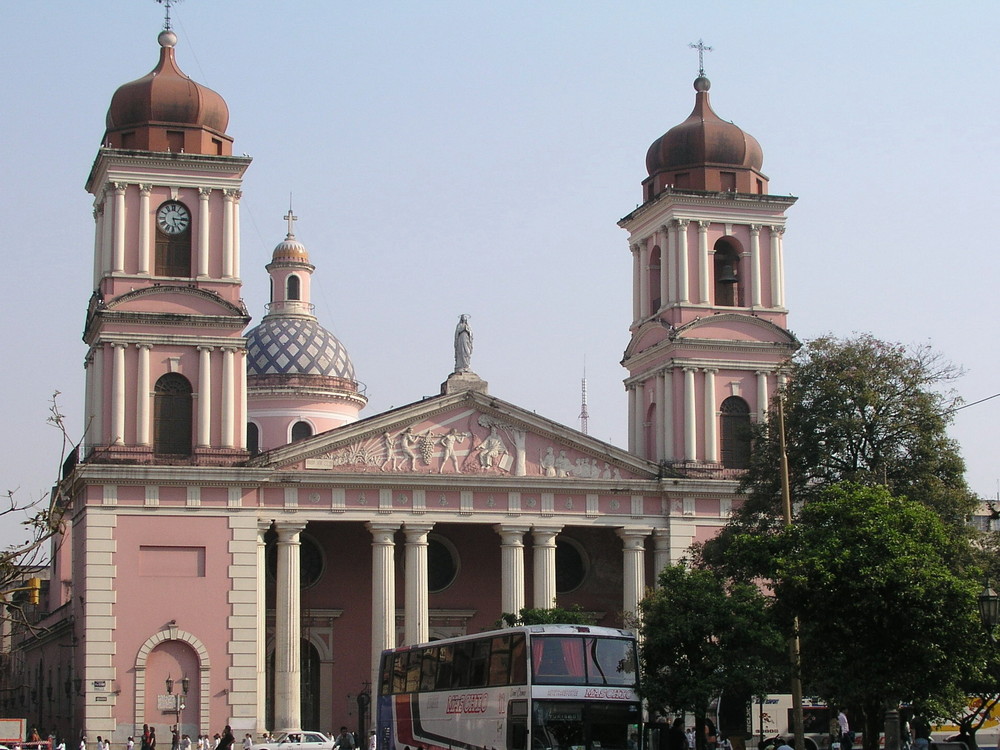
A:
[
  {"xmin": 284, "ymin": 208, "xmax": 298, "ymax": 240},
  {"xmin": 688, "ymin": 38, "xmax": 713, "ymax": 77}
]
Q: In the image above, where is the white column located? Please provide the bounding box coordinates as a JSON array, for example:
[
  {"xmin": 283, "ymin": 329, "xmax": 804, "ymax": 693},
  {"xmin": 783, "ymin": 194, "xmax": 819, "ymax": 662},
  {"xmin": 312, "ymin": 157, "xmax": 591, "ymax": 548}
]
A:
[
  {"xmin": 631, "ymin": 244, "xmax": 641, "ymax": 323},
  {"xmin": 368, "ymin": 523, "xmax": 399, "ymax": 695},
  {"xmin": 494, "ymin": 525, "xmax": 529, "ymax": 617},
  {"xmin": 91, "ymin": 345, "xmax": 104, "ymax": 448},
  {"xmin": 135, "ymin": 344, "xmax": 151, "ymax": 445},
  {"xmin": 750, "ymin": 225, "xmax": 762, "ymax": 307},
  {"xmin": 658, "ymin": 226, "xmax": 669, "ymax": 310},
  {"xmin": 704, "ymin": 368, "xmax": 718, "ymax": 463},
  {"xmin": 698, "ymin": 220, "xmax": 710, "ymax": 303},
  {"xmin": 274, "ymin": 521, "xmax": 308, "ymax": 734},
  {"xmin": 198, "ymin": 188, "xmax": 211, "ymax": 277},
  {"xmin": 532, "ymin": 526, "xmax": 562, "ymax": 609},
  {"xmin": 138, "ymin": 185, "xmax": 152, "ymax": 275},
  {"xmin": 632, "ymin": 383, "xmax": 646, "ymax": 459},
  {"xmin": 111, "ymin": 342, "xmax": 127, "ymax": 445},
  {"xmin": 666, "ymin": 222, "xmax": 676, "ymax": 304},
  {"xmin": 223, "ymin": 189, "xmax": 236, "ymax": 278},
  {"xmin": 197, "ymin": 346, "xmax": 213, "ymax": 448},
  {"xmin": 756, "ymin": 371, "xmax": 770, "ymax": 423},
  {"xmin": 627, "ymin": 385, "xmax": 637, "ymax": 454},
  {"xmin": 113, "ymin": 183, "xmax": 126, "ymax": 273},
  {"xmin": 222, "ymin": 346, "xmax": 236, "ymax": 448},
  {"xmin": 83, "ymin": 353, "xmax": 94, "ymax": 454},
  {"xmin": 652, "ymin": 529, "xmax": 671, "ymax": 588},
  {"xmin": 676, "ymin": 220, "xmax": 690, "ymax": 303},
  {"xmin": 776, "ymin": 227, "xmax": 786, "ymax": 308},
  {"xmin": 233, "ymin": 190, "xmax": 242, "ymax": 278},
  {"xmin": 638, "ymin": 240, "xmax": 650, "ymax": 318},
  {"xmin": 404, "ymin": 523, "xmax": 434, "ymax": 645},
  {"xmin": 683, "ymin": 366, "xmax": 697, "ymax": 460},
  {"xmin": 101, "ymin": 185, "xmax": 114, "ymax": 276},
  {"xmin": 662, "ymin": 369, "xmax": 674, "ymax": 461},
  {"xmin": 617, "ymin": 527, "xmax": 649, "ymax": 627},
  {"xmin": 239, "ymin": 349, "xmax": 248, "ymax": 450},
  {"xmin": 93, "ymin": 206, "xmax": 103, "ymax": 287},
  {"xmin": 256, "ymin": 520, "xmax": 270, "ymax": 738},
  {"xmin": 654, "ymin": 371, "xmax": 666, "ymax": 462},
  {"xmin": 770, "ymin": 226, "xmax": 784, "ymax": 308}
]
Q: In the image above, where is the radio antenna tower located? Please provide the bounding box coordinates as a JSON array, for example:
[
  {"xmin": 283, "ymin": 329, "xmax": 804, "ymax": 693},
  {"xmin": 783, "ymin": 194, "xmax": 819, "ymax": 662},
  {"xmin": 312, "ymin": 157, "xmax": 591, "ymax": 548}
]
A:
[{"xmin": 579, "ymin": 360, "xmax": 590, "ymax": 435}]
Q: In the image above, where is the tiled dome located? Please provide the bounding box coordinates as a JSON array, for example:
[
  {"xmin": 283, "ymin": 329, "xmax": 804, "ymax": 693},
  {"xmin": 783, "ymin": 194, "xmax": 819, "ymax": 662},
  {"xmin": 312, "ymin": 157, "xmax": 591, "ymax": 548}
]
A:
[{"xmin": 246, "ymin": 318, "xmax": 356, "ymax": 379}]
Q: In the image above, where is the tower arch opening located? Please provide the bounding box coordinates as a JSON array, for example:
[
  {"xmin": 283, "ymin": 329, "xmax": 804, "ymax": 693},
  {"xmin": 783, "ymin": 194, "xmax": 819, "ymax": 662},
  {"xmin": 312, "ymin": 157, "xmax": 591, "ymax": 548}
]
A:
[
  {"xmin": 154, "ymin": 200, "xmax": 193, "ymax": 277},
  {"xmin": 713, "ymin": 238, "xmax": 743, "ymax": 307},
  {"xmin": 720, "ymin": 395, "xmax": 751, "ymax": 469},
  {"xmin": 154, "ymin": 373, "xmax": 193, "ymax": 456}
]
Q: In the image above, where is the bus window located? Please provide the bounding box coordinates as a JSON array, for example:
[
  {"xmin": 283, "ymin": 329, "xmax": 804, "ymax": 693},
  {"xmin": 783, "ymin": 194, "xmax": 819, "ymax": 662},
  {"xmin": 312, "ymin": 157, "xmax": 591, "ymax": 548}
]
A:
[
  {"xmin": 586, "ymin": 637, "xmax": 637, "ymax": 686},
  {"xmin": 510, "ymin": 633, "xmax": 527, "ymax": 685},
  {"xmin": 470, "ymin": 638, "xmax": 491, "ymax": 687},
  {"xmin": 488, "ymin": 635, "xmax": 511, "ymax": 686},
  {"xmin": 420, "ymin": 646, "xmax": 439, "ymax": 691},
  {"xmin": 435, "ymin": 644, "xmax": 454, "ymax": 690},
  {"xmin": 405, "ymin": 648, "xmax": 422, "ymax": 693},
  {"xmin": 379, "ymin": 655, "xmax": 392, "ymax": 696},
  {"xmin": 391, "ymin": 651, "xmax": 408, "ymax": 694},
  {"xmin": 452, "ymin": 642, "xmax": 472, "ymax": 688},
  {"xmin": 533, "ymin": 701, "xmax": 585, "ymax": 750},
  {"xmin": 532, "ymin": 636, "xmax": 586, "ymax": 684}
]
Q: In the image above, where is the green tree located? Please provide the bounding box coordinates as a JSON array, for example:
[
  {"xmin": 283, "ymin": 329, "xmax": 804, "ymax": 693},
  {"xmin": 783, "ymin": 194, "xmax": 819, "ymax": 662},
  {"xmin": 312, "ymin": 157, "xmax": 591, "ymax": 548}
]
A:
[
  {"xmin": 640, "ymin": 565, "xmax": 785, "ymax": 750},
  {"xmin": 726, "ymin": 483, "xmax": 982, "ymax": 750},
  {"xmin": 495, "ymin": 604, "xmax": 597, "ymax": 628}
]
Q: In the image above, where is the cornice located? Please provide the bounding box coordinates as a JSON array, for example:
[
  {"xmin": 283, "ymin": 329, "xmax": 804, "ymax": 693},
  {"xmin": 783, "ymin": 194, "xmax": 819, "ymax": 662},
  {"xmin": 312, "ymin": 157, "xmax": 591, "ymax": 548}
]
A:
[
  {"xmin": 87, "ymin": 149, "xmax": 252, "ymax": 193},
  {"xmin": 619, "ymin": 188, "xmax": 797, "ymax": 229}
]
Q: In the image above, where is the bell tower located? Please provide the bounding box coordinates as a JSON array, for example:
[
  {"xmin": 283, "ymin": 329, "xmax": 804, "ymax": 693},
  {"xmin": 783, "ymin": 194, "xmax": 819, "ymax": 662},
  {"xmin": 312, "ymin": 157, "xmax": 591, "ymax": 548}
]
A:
[
  {"xmin": 619, "ymin": 71, "xmax": 798, "ymax": 473},
  {"xmin": 82, "ymin": 27, "xmax": 252, "ymax": 464}
]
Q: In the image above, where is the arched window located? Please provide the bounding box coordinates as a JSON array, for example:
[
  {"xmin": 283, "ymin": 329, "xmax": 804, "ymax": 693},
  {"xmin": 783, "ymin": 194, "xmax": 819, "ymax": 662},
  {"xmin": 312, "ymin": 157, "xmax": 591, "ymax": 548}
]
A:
[
  {"xmin": 720, "ymin": 396, "xmax": 752, "ymax": 469},
  {"xmin": 247, "ymin": 423, "xmax": 260, "ymax": 455},
  {"xmin": 427, "ymin": 535, "xmax": 459, "ymax": 592},
  {"xmin": 290, "ymin": 420, "xmax": 313, "ymax": 442},
  {"xmin": 555, "ymin": 538, "xmax": 589, "ymax": 593},
  {"xmin": 647, "ymin": 246, "xmax": 661, "ymax": 314},
  {"xmin": 286, "ymin": 274, "xmax": 301, "ymax": 301},
  {"xmin": 154, "ymin": 201, "xmax": 193, "ymax": 277},
  {"xmin": 714, "ymin": 239, "xmax": 742, "ymax": 307},
  {"xmin": 153, "ymin": 373, "xmax": 193, "ymax": 455}
]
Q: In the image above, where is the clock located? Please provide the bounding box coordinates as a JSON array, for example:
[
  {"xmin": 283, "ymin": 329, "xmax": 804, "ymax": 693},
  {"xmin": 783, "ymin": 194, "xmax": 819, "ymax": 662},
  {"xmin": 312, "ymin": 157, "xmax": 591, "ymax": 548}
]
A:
[{"xmin": 156, "ymin": 202, "xmax": 190, "ymax": 235}]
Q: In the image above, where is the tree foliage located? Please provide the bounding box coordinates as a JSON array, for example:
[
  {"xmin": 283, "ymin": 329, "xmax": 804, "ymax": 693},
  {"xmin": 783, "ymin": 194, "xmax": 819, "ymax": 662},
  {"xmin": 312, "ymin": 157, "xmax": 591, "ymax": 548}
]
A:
[
  {"xmin": 639, "ymin": 565, "xmax": 785, "ymax": 749},
  {"xmin": 702, "ymin": 334, "xmax": 977, "ymax": 574},
  {"xmin": 724, "ymin": 483, "xmax": 982, "ymax": 750},
  {"xmin": 495, "ymin": 604, "xmax": 597, "ymax": 628}
]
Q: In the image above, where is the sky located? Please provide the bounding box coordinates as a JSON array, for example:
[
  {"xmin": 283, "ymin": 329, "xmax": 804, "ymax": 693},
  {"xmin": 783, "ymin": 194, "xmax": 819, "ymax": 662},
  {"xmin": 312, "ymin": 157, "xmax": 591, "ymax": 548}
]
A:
[{"xmin": 2, "ymin": 1, "xmax": 999, "ymax": 547}]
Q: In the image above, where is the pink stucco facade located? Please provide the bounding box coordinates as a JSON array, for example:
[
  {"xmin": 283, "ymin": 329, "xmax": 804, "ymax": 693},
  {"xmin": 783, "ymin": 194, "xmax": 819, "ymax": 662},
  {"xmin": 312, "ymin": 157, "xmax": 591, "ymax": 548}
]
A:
[{"xmin": 12, "ymin": 28, "xmax": 797, "ymax": 749}]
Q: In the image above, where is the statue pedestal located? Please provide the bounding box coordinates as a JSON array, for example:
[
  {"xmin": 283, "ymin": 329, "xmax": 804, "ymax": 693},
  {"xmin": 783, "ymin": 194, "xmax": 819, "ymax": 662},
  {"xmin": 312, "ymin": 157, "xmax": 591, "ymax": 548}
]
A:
[{"xmin": 441, "ymin": 371, "xmax": 489, "ymax": 395}]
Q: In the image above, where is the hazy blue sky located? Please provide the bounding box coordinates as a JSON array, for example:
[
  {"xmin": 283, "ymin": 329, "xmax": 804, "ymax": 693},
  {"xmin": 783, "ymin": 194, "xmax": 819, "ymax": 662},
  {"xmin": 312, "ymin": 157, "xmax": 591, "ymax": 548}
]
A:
[{"xmin": 3, "ymin": 1, "xmax": 998, "ymax": 547}]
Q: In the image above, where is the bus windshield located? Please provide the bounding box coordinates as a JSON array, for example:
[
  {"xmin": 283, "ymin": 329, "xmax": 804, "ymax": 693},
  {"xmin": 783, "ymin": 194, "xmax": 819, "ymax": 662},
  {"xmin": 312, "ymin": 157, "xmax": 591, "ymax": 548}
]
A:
[{"xmin": 531, "ymin": 635, "xmax": 637, "ymax": 686}]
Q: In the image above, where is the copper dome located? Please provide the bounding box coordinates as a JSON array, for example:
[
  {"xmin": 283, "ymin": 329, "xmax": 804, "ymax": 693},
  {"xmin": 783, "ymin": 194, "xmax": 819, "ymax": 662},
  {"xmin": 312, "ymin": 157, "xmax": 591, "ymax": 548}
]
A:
[
  {"xmin": 103, "ymin": 30, "xmax": 233, "ymax": 155},
  {"xmin": 642, "ymin": 77, "xmax": 768, "ymax": 199}
]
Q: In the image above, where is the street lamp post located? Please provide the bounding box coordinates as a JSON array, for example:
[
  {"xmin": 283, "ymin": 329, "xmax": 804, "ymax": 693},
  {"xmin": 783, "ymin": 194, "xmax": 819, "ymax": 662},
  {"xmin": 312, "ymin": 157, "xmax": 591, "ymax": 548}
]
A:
[
  {"xmin": 166, "ymin": 676, "xmax": 191, "ymax": 735},
  {"xmin": 978, "ymin": 582, "xmax": 999, "ymax": 644}
]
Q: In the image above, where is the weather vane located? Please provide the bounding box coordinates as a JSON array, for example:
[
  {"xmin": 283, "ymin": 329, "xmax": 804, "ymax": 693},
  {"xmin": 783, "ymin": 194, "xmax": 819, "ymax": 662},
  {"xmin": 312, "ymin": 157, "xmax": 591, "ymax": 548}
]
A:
[
  {"xmin": 688, "ymin": 38, "xmax": 713, "ymax": 77},
  {"xmin": 155, "ymin": 0, "xmax": 181, "ymax": 31}
]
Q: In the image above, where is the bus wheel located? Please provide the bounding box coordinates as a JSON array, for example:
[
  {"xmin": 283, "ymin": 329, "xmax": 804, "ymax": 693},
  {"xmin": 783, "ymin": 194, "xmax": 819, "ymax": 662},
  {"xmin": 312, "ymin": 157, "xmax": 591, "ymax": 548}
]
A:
[{"xmin": 803, "ymin": 738, "xmax": 819, "ymax": 750}]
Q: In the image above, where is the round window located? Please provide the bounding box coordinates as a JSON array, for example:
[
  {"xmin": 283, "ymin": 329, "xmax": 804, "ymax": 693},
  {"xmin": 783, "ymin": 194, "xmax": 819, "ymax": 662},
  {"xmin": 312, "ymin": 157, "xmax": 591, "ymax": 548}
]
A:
[
  {"xmin": 555, "ymin": 538, "xmax": 588, "ymax": 593},
  {"xmin": 265, "ymin": 531, "xmax": 325, "ymax": 589},
  {"xmin": 427, "ymin": 535, "xmax": 459, "ymax": 592}
]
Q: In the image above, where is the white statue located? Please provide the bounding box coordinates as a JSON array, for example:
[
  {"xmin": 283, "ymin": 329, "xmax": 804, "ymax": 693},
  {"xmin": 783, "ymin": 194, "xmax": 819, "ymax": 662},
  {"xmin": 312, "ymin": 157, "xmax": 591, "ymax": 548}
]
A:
[{"xmin": 454, "ymin": 314, "xmax": 473, "ymax": 373}]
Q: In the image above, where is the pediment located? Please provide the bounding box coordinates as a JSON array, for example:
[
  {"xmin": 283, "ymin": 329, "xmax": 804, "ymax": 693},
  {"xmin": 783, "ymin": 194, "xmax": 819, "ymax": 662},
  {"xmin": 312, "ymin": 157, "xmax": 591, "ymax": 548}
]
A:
[
  {"xmin": 674, "ymin": 313, "xmax": 797, "ymax": 345},
  {"xmin": 254, "ymin": 390, "xmax": 657, "ymax": 481},
  {"xmin": 106, "ymin": 285, "xmax": 247, "ymax": 317}
]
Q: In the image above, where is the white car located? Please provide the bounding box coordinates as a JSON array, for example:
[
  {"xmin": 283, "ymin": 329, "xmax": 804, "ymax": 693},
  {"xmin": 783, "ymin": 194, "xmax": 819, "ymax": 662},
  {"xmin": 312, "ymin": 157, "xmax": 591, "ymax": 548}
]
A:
[{"xmin": 250, "ymin": 732, "xmax": 335, "ymax": 750}]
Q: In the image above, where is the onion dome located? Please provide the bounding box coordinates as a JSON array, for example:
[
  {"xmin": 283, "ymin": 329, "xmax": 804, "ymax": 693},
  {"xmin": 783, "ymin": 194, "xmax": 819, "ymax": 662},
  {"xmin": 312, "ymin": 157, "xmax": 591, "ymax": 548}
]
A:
[
  {"xmin": 642, "ymin": 76, "xmax": 768, "ymax": 200},
  {"xmin": 246, "ymin": 318, "xmax": 357, "ymax": 380},
  {"xmin": 103, "ymin": 30, "xmax": 234, "ymax": 156}
]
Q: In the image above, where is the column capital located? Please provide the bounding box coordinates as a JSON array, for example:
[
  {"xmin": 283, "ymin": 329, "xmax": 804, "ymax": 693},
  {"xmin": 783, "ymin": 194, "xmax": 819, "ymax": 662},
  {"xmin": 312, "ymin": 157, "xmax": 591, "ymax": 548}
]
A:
[
  {"xmin": 682, "ymin": 365, "xmax": 698, "ymax": 374},
  {"xmin": 367, "ymin": 521, "xmax": 400, "ymax": 545},
  {"xmin": 258, "ymin": 519, "xmax": 273, "ymax": 536},
  {"xmin": 703, "ymin": 367, "xmax": 719, "ymax": 374},
  {"xmin": 770, "ymin": 225, "xmax": 785, "ymax": 237},
  {"xmin": 674, "ymin": 218, "xmax": 690, "ymax": 228},
  {"xmin": 112, "ymin": 182, "xmax": 128, "ymax": 195},
  {"xmin": 110, "ymin": 341, "xmax": 129, "ymax": 350},
  {"xmin": 139, "ymin": 184, "xmax": 153, "ymax": 196},
  {"xmin": 403, "ymin": 522, "xmax": 435, "ymax": 539},
  {"xmin": 197, "ymin": 345, "xmax": 215, "ymax": 353},
  {"xmin": 135, "ymin": 342, "xmax": 153, "ymax": 351},
  {"xmin": 749, "ymin": 224, "xmax": 761, "ymax": 235},
  {"xmin": 531, "ymin": 525, "xmax": 562, "ymax": 544},
  {"xmin": 652, "ymin": 528, "xmax": 671, "ymax": 549},
  {"xmin": 274, "ymin": 520, "xmax": 308, "ymax": 542},
  {"xmin": 697, "ymin": 220, "xmax": 710, "ymax": 231},
  {"xmin": 616, "ymin": 526, "xmax": 651, "ymax": 549},
  {"xmin": 199, "ymin": 187, "xmax": 212, "ymax": 199},
  {"xmin": 494, "ymin": 524, "xmax": 531, "ymax": 542}
]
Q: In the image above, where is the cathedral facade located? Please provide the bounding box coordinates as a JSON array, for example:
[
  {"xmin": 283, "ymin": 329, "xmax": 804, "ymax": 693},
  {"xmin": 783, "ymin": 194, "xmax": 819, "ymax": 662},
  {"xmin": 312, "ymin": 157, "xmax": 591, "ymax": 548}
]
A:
[{"xmin": 12, "ymin": 21, "xmax": 796, "ymax": 746}]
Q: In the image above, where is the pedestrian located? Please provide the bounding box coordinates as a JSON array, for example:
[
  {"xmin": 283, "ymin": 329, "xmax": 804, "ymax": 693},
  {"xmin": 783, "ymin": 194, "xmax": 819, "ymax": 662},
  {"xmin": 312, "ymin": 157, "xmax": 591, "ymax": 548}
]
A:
[
  {"xmin": 172, "ymin": 728, "xmax": 180, "ymax": 750},
  {"xmin": 128, "ymin": 738, "xmax": 135, "ymax": 750},
  {"xmin": 668, "ymin": 719, "xmax": 686, "ymax": 750},
  {"xmin": 911, "ymin": 714, "xmax": 931, "ymax": 750},
  {"xmin": 837, "ymin": 709, "xmax": 852, "ymax": 750},
  {"xmin": 79, "ymin": 736, "xmax": 87, "ymax": 750},
  {"xmin": 367, "ymin": 731, "xmax": 376, "ymax": 750},
  {"xmin": 217, "ymin": 727, "xmax": 235, "ymax": 750},
  {"xmin": 142, "ymin": 726, "xmax": 151, "ymax": 750},
  {"xmin": 242, "ymin": 735, "xmax": 253, "ymax": 750},
  {"xmin": 776, "ymin": 739, "xmax": 793, "ymax": 750},
  {"xmin": 150, "ymin": 728, "xmax": 157, "ymax": 750},
  {"xmin": 182, "ymin": 736, "xmax": 192, "ymax": 750},
  {"xmin": 333, "ymin": 729, "xmax": 355, "ymax": 750}
]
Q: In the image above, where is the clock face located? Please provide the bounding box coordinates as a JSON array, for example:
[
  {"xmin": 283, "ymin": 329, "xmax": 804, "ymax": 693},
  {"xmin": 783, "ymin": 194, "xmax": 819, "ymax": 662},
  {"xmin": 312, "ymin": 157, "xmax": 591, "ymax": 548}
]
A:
[{"xmin": 156, "ymin": 202, "xmax": 190, "ymax": 235}]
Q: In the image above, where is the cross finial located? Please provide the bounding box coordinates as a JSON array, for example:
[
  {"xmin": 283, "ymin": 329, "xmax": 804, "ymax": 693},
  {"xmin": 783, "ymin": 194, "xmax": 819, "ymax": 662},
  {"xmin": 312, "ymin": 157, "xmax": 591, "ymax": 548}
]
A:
[
  {"xmin": 688, "ymin": 38, "xmax": 713, "ymax": 77},
  {"xmin": 284, "ymin": 208, "xmax": 298, "ymax": 239},
  {"xmin": 154, "ymin": 0, "xmax": 181, "ymax": 31}
]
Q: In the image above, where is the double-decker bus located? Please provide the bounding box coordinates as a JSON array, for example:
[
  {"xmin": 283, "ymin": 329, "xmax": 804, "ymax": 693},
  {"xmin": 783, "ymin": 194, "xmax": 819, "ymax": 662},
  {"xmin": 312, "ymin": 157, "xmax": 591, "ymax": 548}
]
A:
[{"xmin": 376, "ymin": 624, "xmax": 641, "ymax": 750}]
